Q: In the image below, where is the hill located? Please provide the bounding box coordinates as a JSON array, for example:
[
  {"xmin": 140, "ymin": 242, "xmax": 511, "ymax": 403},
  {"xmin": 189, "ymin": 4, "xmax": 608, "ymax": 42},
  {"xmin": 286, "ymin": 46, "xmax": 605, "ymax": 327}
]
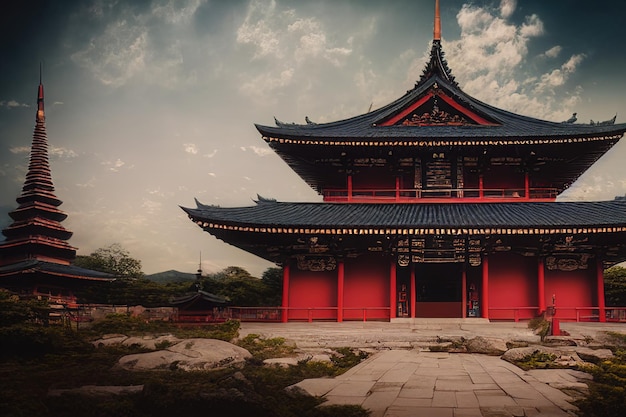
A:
[{"xmin": 145, "ymin": 270, "xmax": 197, "ymax": 283}]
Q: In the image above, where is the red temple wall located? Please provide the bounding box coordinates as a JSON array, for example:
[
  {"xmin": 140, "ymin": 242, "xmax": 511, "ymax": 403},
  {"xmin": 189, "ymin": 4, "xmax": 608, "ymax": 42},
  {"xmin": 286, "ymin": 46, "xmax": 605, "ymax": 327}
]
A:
[
  {"xmin": 343, "ymin": 255, "xmax": 390, "ymax": 320},
  {"xmin": 352, "ymin": 167, "xmax": 395, "ymax": 189},
  {"xmin": 545, "ymin": 268, "xmax": 596, "ymax": 321},
  {"xmin": 488, "ymin": 253, "xmax": 537, "ymax": 320},
  {"xmin": 482, "ymin": 166, "xmax": 524, "ymax": 190},
  {"xmin": 288, "ymin": 268, "xmax": 337, "ymax": 320}
]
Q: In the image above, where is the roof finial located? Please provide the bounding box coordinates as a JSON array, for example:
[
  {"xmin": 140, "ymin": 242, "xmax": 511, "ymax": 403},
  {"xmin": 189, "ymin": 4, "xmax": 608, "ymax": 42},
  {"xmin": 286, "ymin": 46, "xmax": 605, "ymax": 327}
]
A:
[
  {"xmin": 37, "ymin": 63, "xmax": 45, "ymax": 122},
  {"xmin": 434, "ymin": 0, "xmax": 441, "ymax": 41}
]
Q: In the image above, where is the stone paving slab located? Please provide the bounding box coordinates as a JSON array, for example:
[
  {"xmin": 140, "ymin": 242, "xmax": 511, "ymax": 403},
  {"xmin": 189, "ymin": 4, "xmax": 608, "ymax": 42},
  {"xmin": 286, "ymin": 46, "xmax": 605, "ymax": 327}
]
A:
[{"xmin": 292, "ymin": 350, "xmax": 585, "ymax": 416}]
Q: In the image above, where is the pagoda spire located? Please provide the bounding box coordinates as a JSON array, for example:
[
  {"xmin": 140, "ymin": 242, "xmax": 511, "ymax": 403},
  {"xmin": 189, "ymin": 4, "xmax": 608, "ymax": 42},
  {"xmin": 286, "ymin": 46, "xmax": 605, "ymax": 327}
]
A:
[
  {"xmin": 434, "ymin": 0, "xmax": 441, "ymax": 41},
  {"xmin": 0, "ymin": 77, "xmax": 76, "ymax": 266},
  {"xmin": 416, "ymin": 0, "xmax": 457, "ymax": 87}
]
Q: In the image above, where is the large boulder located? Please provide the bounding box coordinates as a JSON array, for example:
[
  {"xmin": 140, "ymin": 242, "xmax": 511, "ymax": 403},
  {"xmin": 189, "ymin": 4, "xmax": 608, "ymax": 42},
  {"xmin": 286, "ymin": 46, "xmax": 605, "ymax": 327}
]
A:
[
  {"xmin": 117, "ymin": 339, "xmax": 252, "ymax": 371},
  {"xmin": 93, "ymin": 334, "xmax": 181, "ymax": 350},
  {"xmin": 465, "ymin": 336, "xmax": 508, "ymax": 356}
]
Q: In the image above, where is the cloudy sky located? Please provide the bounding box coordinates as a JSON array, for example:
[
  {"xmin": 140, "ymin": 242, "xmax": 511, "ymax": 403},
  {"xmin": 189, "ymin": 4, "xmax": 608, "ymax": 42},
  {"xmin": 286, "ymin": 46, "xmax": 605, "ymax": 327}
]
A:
[{"xmin": 2, "ymin": 0, "xmax": 626, "ymax": 276}]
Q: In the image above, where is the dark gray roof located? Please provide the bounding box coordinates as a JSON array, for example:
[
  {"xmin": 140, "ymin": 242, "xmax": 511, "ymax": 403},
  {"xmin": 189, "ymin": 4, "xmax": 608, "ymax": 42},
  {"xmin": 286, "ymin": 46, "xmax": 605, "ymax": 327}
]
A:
[
  {"xmin": 182, "ymin": 198, "xmax": 626, "ymax": 230},
  {"xmin": 0, "ymin": 259, "xmax": 115, "ymax": 281},
  {"xmin": 255, "ymin": 41, "xmax": 626, "ymax": 142},
  {"xmin": 256, "ymin": 73, "xmax": 626, "ymax": 141}
]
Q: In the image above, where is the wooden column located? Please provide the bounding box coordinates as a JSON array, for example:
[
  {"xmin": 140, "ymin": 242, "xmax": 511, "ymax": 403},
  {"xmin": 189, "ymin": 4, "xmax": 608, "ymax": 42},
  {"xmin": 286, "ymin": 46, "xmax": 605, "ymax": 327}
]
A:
[
  {"xmin": 410, "ymin": 263, "xmax": 416, "ymax": 318},
  {"xmin": 461, "ymin": 265, "xmax": 467, "ymax": 318},
  {"xmin": 337, "ymin": 260, "xmax": 344, "ymax": 322},
  {"xmin": 347, "ymin": 175, "xmax": 353, "ymax": 202},
  {"xmin": 524, "ymin": 172, "xmax": 530, "ymax": 200},
  {"xmin": 395, "ymin": 176, "xmax": 401, "ymax": 201},
  {"xmin": 390, "ymin": 260, "xmax": 397, "ymax": 319},
  {"xmin": 538, "ymin": 257, "xmax": 546, "ymax": 315},
  {"xmin": 481, "ymin": 255, "xmax": 489, "ymax": 319},
  {"xmin": 597, "ymin": 258, "xmax": 606, "ymax": 323},
  {"xmin": 281, "ymin": 262, "xmax": 290, "ymax": 323},
  {"xmin": 479, "ymin": 174, "xmax": 484, "ymax": 199}
]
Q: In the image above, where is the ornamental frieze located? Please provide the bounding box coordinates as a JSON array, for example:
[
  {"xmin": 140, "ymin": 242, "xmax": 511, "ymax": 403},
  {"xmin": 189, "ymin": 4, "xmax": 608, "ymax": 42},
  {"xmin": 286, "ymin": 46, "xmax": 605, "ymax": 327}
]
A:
[
  {"xmin": 296, "ymin": 255, "xmax": 337, "ymax": 272},
  {"xmin": 545, "ymin": 254, "xmax": 591, "ymax": 271}
]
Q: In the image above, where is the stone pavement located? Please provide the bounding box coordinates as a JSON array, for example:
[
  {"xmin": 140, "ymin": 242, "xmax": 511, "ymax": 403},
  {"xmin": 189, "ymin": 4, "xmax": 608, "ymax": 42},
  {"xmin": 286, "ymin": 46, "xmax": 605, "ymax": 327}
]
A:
[
  {"xmin": 238, "ymin": 321, "xmax": 626, "ymax": 416},
  {"xmin": 293, "ymin": 349, "xmax": 587, "ymax": 417}
]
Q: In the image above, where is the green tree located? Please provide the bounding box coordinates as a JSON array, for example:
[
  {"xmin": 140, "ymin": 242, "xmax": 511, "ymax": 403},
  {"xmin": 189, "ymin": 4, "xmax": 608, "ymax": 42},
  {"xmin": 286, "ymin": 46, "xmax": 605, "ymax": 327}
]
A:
[
  {"xmin": 74, "ymin": 243, "xmax": 144, "ymax": 279},
  {"xmin": 605, "ymin": 266, "xmax": 626, "ymax": 306},
  {"xmin": 261, "ymin": 267, "xmax": 283, "ymax": 306}
]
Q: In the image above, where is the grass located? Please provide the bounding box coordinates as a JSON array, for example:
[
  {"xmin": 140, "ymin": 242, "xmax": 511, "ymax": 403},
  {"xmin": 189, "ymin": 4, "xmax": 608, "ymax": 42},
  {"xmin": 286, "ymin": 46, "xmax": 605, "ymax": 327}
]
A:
[{"xmin": 0, "ymin": 315, "xmax": 370, "ymax": 417}]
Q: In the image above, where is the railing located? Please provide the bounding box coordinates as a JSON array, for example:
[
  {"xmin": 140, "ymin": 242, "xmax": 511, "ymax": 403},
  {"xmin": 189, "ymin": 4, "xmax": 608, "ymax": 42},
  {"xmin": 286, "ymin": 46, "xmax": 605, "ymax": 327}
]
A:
[
  {"xmin": 174, "ymin": 307, "xmax": 391, "ymax": 324},
  {"xmin": 488, "ymin": 306, "xmax": 626, "ymax": 322},
  {"xmin": 323, "ymin": 187, "xmax": 558, "ymax": 202}
]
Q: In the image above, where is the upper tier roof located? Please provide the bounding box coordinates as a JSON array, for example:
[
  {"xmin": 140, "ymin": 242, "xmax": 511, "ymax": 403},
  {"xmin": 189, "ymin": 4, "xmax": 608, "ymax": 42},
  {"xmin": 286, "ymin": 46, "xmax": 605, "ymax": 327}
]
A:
[{"xmin": 256, "ymin": 41, "xmax": 626, "ymax": 144}]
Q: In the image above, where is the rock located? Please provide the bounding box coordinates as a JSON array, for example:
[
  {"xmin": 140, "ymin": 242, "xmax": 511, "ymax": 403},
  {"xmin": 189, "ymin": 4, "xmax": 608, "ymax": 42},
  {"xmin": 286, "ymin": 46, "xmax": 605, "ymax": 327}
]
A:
[
  {"xmin": 465, "ymin": 336, "xmax": 507, "ymax": 355},
  {"xmin": 501, "ymin": 346, "xmax": 558, "ymax": 363},
  {"xmin": 120, "ymin": 334, "xmax": 181, "ymax": 350},
  {"xmin": 48, "ymin": 385, "xmax": 144, "ymax": 397},
  {"xmin": 571, "ymin": 347, "xmax": 613, "ymax": 363},
  {"xmin": 117, "ymin": 339, "xmax": 252, "ymax": 371}
]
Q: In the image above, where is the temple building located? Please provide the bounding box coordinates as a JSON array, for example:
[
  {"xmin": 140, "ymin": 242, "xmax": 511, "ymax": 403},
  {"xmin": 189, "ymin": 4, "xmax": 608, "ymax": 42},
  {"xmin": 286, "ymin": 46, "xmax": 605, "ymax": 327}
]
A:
[
  {"xmin": 0, "ymin": 77, "xmax": 114, "ymax": 304},
  {"xmin": 183, "ymin": 1, "xmax": 626, "ymax": 322}
]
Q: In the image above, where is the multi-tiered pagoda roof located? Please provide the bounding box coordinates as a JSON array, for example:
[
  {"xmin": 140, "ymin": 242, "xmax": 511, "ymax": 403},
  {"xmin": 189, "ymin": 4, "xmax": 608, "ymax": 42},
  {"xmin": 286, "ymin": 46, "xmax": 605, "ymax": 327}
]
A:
[
  {"xmin": 0, "ymin": 78, "xmax": 113, "ymax": 298},
  {"xmin": 182, "ymin": 1, "xmax": 626, "ymax": 268}
]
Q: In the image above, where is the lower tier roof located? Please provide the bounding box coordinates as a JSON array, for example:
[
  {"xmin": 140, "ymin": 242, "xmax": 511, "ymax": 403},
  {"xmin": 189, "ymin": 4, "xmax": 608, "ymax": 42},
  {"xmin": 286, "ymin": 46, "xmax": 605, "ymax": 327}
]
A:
[
  {"xmin": 0, "ymin": 259, "xmax": 115, "ymax": 281},
  {"xmin": 182, "ymin": 198, "xmax": 626, "ymax": 232}
]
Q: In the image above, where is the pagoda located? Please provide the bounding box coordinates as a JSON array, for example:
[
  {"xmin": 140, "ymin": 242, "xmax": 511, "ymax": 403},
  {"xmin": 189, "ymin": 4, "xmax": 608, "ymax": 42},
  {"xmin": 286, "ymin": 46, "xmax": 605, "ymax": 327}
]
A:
[
  {"xmin": 183, "ymin": 1, "xmax": 626, "ymax": 322},
  {"xmin": 0, "ymin": 76, "xmax": 114, "ymax": 304}
]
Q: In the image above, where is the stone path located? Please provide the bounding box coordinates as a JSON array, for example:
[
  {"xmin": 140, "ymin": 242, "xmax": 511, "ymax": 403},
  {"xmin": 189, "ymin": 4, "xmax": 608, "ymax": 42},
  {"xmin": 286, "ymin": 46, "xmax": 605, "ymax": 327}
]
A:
[{"xmin": 293, "ymin": 350, "xmax": 587, "ymax": 417}]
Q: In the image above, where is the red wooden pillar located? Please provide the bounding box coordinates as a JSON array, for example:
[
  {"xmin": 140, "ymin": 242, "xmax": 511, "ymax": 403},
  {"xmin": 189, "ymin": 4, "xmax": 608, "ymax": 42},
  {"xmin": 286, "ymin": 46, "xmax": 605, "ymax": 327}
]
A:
[
  {"xmin": 337, "ymin": 260, "xmax": 344, "ymax": 322},
  {"xmin": 461, "ymin": 265, "xmax": 467, "ymax": 318},
  {"xmin": 524, "ymin": 172, "xmax": 530, "ymax": 199},
  {"xmin": 390, "ymin": 260, "xmax": 397, "ymax": 319},
  {"xmin": 347, "ymin": 175, "xmax": 353, "ymax": 202},
  {"xmin": 481, "ymin": 255, "xmax": 489, "ymax": 319},
  {"xmin": 395, "ymin": 176, "xmax": 401, "ymax": 201},
  {"xmin": 410, "ymin": 263, "xmax": 416, "ymax": 318},
  {"xmin": 597, "ymin": 258, "xmax": 606, "ymax": 322},
  {"xmin": 479, "ymin": 174, "xmax": 484, "ymax": 199},
  {"xmin": 538, "ymin": 257, "xmax": 545, "ymax": 315},
  {"xmin": 281, "ymin": 262, "xmax": 290, "ymax": 323}
]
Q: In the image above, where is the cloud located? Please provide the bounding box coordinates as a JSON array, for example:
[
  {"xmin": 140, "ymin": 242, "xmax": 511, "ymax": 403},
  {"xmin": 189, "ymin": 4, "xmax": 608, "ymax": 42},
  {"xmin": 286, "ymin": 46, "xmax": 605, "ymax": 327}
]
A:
[
  {"xmin": 499, "ymin": 0, "xmax": 516, "ymax": 19},
  {"xmin": 71, "ymin": 0, "xmax": 205, "ymax": 89},
  {"xmin": 0, "ymin": 100, "xmax": 29, "ymax": 109},
  {"xmin": 239, "ymin": 145, "xmax": 272, "ymax": 157},
  {"xmin": 236, "ymin": 0, "xmax": 355, "ymax": 101},
  {"xmin": 542, "ymin": 45, "xmax": 562, "ymax": 59},
  {"xmin": 9, "ymin": 146, "xmax": 30, "ymax": 154},
  {"xmin": 183, "ymin": 143, "xmax": 199, "ymax": 154},
  {"xmin": 102, "ymin": 158, "xmax": 126, "ymax": 172},
  {"xmin": 49, "ymin": 146, "xmax": 78, "ymax": 159},
  {"xmin": 443, "ymin": 2, "xmax": 583, "ymax": 121}
]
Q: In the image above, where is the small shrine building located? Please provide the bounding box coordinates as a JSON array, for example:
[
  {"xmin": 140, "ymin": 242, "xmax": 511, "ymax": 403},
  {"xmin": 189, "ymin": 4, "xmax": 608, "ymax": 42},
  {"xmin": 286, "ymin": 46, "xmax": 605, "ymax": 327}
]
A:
[
  {"xmin": 0, "ymin": 78, "xmax": 114, "ymax": 304},
  {"xmin": 183, "ymin": 1, "xmax": 626, "ymax": 322}
]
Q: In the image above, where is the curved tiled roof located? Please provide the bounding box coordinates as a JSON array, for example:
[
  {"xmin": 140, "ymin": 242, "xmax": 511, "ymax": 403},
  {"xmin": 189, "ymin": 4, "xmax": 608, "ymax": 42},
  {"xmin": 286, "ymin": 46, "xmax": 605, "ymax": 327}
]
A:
[
  {"xmin": 182, "ymin": 198, "xmax": 626, "ymax": 232},
  {"xmin": 0, "ymin": 259, "xmax": 114, "ymax": 281},
  {"xmin": 257, "ymin": 73, "xmax": 626, "ymax": 142},
  {"xmin": 256, "ymin": 41, "xmax": 626, "ymax": 143}
]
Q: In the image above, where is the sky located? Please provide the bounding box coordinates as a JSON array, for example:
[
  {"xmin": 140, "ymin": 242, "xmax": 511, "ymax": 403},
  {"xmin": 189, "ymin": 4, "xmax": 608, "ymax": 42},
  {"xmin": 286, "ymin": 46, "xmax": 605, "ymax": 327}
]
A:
[{"xmin": 2, "ymin": 0, "xmax": 626, "ymax": 277}]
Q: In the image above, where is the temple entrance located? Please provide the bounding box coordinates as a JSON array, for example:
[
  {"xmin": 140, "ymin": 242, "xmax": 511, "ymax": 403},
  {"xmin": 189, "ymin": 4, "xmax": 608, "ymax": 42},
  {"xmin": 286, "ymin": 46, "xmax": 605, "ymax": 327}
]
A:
[{"xmin": 414, "ymin": 263, "xmax": 463, "ymax": 318}]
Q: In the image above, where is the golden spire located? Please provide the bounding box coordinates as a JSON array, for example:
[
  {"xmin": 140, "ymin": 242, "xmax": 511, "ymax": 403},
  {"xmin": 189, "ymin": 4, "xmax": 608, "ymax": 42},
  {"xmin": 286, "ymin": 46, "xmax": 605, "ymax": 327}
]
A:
[
  {"xmin": 434, "ymin": 0, "xmax": 441, "ymax": 41},
  {"xmin": 37, "ymin": 63, "xmax": 45, "ymax": 122}
]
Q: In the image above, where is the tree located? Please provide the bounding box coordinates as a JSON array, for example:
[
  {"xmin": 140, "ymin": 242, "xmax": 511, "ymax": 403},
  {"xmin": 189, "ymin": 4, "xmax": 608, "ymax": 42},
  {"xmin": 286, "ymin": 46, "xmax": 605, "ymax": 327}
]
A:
[
  {"xmin": 605, "ymin": 266, "xmax": 626, "ymax": 307},
  {"xmin": 74, "ymin": 243, "xmax": 144, "ymax": 279},
  {"xmin": 261, "ymin": 267, "xmax": 283, "ymax": 306}
]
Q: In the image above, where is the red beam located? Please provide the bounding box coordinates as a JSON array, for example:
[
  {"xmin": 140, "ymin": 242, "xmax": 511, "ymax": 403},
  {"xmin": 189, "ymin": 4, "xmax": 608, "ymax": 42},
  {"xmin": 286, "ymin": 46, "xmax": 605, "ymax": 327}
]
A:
[
  {"xmin": 410, "ymin": 264, "xmax": 416, "ymax": 318},
  {"xmin": 282, "ymin": 263, "xmax": 290, "ymax": 323},
  {"xmin": 597, "ymin": 258, "xmax": 606, "ymax": 323},
  {"xmin": 482, "ymin": 256, "xmax": 489, "ymax": 319},
  {"xmin": 390, "ymin": 261, "xmax": 397, "ymax": 319},
  {"xmin": 538, "ymin": 258, "xmax": 545, "ymax": 315},
  {"xmin": 337, "ymin": 261, "xmax": 344, "ymax": 322}
]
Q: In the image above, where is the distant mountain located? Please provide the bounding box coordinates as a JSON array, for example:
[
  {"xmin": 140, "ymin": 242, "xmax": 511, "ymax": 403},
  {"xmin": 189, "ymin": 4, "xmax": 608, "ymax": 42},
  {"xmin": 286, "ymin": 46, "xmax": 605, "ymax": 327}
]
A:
[{"xmin": 145, "ymin": 270, "xmax": 197, "ymax": 283}]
